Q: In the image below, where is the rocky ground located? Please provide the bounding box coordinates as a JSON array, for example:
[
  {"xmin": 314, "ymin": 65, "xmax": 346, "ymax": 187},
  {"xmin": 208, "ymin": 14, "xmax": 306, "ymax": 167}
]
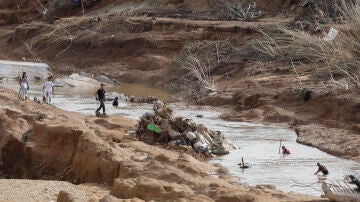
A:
[{"xmin": 0, "ymin": 86, "xmax": 326, "ymax": 201}]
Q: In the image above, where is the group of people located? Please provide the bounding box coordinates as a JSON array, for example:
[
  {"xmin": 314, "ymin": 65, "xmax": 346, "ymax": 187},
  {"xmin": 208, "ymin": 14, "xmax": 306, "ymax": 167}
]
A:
[
  {"xmin": 18, "ymin": 72, "xmax": 54, "ymax": 104},
  {"xmin": 281, "ymin": 145, "xmax": 329, "ymax": 175},
  {"xmin": 94, "ymin": 83, "xmax": 124, "ymax": 116},
  {"xmin": 18, "ymin": 76, "xmax": 114, "ymax": 116}
]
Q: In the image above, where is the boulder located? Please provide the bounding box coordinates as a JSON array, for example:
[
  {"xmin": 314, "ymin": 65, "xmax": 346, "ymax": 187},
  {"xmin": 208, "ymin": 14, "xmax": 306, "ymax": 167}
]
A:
[
  {"xmin": 111, "ymin": 178, "xmax": 136, "ymax": 198},
  {"xmin": 54, "ymin": 73, "xmax": 101, "ymax": 88},
  {"xmin": 57, "ymin": 191, "xmax": 83, "ymax": 202},
  {"xmin": 96, "ymin": 75, "xmax": 116, "ymax": 85}
]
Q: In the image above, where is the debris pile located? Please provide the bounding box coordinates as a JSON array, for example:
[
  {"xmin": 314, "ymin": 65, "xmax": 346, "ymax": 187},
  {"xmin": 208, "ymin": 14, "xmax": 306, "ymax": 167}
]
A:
[
  {"xmin": 128, "ymin": 95, "xmax": 158, "ymax": 104},
  {"xmin": 136, "ymin": 101, "xmax": 230, "ymax": 157}
]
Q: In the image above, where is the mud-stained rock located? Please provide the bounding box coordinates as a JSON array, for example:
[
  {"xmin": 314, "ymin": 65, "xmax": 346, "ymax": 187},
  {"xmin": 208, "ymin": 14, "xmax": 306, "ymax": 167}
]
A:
[
  {"xmin": 110, "ymin": 178, "xmax": 136, "ymax": 198},
  {"xmin": 244, "ymin": 94, "xmax": 265, "ymax": 109},
  {"xmin": 198, "ymin": 96, "xmax": 233, "ymax": 106},
  {"xmin": 73, "ymin": 134, "xmax": 122, "ymax": 185},
  {"xmin": 57, "ymin": 191, "xmax": 83, "ymax": 202},
  {"xmin": 30, "ymin": 123, "xmax": 83, "ymax": 178}
]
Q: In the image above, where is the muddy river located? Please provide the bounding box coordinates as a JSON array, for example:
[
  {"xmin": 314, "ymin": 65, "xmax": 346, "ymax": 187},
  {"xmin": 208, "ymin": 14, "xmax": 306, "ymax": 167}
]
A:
[{"xmin": 1, "ymin": 80, "xmax": 359, "ymax": 196}]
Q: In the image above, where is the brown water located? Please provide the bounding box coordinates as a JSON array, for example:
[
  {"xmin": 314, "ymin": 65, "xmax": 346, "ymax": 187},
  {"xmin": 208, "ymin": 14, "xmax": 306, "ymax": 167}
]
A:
[{"xmin": 110, "ymin": 83, "xmax": 176, "ymax": 103}]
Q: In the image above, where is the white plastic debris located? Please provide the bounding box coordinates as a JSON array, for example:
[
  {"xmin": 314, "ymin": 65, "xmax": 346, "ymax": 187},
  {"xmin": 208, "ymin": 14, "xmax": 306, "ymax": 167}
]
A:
[
  {"xmin": 186, "ymin": 131, "xmax": 197, "ymax": 140},
  {"xmin": 323, "ymin": 27, "xmax": 339, "ymax": 42}
]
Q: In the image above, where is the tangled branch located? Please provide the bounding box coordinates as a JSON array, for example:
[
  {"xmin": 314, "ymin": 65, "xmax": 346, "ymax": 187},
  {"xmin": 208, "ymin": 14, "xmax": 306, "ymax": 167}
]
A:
[{"xmin": 176, "ymin": 40, "xmax": 232, "ymax": 92}]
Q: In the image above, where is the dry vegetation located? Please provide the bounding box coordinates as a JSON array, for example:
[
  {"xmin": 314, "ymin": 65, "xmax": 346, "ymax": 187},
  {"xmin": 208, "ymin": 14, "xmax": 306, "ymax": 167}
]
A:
[
  {"xmin": 13, "ymin": 13, "xmax": 154, "ymax": 61},
  {"xmin": 254, "ymin": 0, "xmax": 360, "ymax": 92},
  {"xmin": 212, "ymin": 0, "xmax": 263, "ymax": 21},
  {"xmin": 175, "ymin": 40, "xmax": 232, "ymax": 93}
]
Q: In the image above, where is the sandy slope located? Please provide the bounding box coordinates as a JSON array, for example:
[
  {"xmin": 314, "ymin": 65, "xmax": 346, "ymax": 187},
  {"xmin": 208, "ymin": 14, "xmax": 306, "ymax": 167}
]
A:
[{"xmin": 0, "ymin": 180, "xmax": 110, "ymax": 202}]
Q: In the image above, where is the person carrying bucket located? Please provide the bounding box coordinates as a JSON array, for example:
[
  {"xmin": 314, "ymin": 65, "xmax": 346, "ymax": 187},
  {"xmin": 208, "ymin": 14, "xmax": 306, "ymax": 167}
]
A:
[
  {"xmin": 19, "ymin": 72, "xmax": 29, "ymax": 100},
  {"xmin": 43, "ymin": 76, "xmax": 54, "ymax": 104},
  {"xmin": 95, "ymin": 83, "xmax": 106, "ymax": 116}
]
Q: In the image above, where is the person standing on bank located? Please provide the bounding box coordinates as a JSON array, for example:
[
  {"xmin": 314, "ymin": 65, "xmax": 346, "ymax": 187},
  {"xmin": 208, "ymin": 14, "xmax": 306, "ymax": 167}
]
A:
[
  {"xmin": 43, "ymin": 76, "xmax": 54, "ymax": 104},
  {"xmin": 95, "ymin": 83, "xmax": 106, "ymax": 116}
]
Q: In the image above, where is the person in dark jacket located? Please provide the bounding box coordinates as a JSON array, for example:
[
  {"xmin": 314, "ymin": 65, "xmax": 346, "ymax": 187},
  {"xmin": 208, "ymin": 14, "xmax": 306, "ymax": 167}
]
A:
[
  {"xmin": 95, "ymin": 83, "xmax": 106, "ymax": 115},
  {"xmin": 112, "ymin": 97, "xmax": 119, "ymax": 107},
  {"xmin": 349, "ymin": 175, "xmax": 360, "ymax": 190}
]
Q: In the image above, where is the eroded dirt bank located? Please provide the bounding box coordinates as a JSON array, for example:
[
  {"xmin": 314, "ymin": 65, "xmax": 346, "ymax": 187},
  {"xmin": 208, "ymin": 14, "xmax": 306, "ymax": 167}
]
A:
[
  {"xmin": 0, "ymin": 86, "xmax": 326, "ymax": 201},
  {"xmin": 216, "ymin": 63, "xmax": 360, "ymax": 162}
]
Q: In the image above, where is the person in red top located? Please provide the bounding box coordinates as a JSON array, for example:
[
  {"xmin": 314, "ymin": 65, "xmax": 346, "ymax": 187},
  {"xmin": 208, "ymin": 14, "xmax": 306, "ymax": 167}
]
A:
[
  {"xmin": 282, "ymin": 146, "xmax": 291, "ymax": 154},
  {"xmin": 314, "ymin": 162, "xmax": 329, "ymax": 175}
]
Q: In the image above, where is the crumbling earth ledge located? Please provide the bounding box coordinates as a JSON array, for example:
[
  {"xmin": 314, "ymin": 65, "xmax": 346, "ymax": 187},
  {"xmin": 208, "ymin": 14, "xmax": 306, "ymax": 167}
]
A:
[{"xmin": 0, "ymin": 86, "xmax": 326, "ymax": 201}]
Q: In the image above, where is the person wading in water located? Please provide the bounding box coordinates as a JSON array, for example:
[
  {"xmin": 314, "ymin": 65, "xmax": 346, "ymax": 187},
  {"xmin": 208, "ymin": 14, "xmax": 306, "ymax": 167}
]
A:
[
  {"xmin": 314, "ymin": 162, "xmax": 329, "ymax": 175},
  {"xmin": 282, "ymin": 146, "xmax": 291, "ymax": 154},
  {"xmin": 95, "ymin": 83, "xmax": 106, "ymax": 116},
  {"xmin": 112, "ymin": 96, "xmax": 119, "ymax": 107}
]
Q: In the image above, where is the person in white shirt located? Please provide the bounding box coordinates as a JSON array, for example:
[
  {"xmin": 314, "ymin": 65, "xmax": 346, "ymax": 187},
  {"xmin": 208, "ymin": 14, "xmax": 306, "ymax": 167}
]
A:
[
  {"xmin": 19, "ymin": 72, "xmax": 29, "ymax": 100},
  {"xmin": 43, "ymin": 76, "xmax": 54, "ymax": 104}
]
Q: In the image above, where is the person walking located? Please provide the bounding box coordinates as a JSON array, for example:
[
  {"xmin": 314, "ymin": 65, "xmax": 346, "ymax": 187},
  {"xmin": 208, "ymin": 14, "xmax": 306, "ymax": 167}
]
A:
[
  {"xmin": 19, "ymin": 72, "xmax": 29, "ymax": 100},
  {"xmin": 43, "ymin": 76, "xmax": 54, "ymax": 104},
  {"xmin": 95, "ymin": 83, "xmax": 106, "ymax": 116}
]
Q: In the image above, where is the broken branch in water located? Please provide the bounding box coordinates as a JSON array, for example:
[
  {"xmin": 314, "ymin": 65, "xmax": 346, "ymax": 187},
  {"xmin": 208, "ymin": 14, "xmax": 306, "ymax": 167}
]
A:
[{"xmin": 278, "ymin": 138, "xmax": 282, "ymax": 154}]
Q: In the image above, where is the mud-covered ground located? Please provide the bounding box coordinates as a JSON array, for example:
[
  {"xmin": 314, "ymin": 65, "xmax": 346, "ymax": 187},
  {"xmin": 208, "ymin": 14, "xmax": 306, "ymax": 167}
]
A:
[
  {"xmin": 0, "ymin": 1, "xmax": 358, "ymax": 200},
  {"xmin": 0, "ymin": 86, "xmax": 326, "ymax": 201}
]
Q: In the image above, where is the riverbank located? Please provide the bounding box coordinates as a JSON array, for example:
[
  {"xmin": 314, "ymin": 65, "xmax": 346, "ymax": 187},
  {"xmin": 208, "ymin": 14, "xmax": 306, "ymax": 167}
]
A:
[
  {"xmin": 0, "ymin": 86, "xmax": 326, "ymax": 201},
  {"xmin": 215, "ymin": 67, "xmax": 360, "ymax": 163}
]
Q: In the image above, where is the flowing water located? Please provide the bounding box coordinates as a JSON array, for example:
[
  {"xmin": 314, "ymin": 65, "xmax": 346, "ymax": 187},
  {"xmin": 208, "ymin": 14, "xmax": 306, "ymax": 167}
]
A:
[{"xmin": 1, "ymin": 80, "xmax": 359, "ymax": 196}]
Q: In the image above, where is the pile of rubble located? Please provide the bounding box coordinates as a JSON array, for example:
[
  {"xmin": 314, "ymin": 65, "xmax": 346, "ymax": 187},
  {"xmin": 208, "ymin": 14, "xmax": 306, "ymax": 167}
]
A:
[
  {"xmin": 128, "ymin": 95, "xmax": 158, "ymax": 104},
  {"xmin": 136, "ymin": 101, "xmax": 230, "ymax": 157}
]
